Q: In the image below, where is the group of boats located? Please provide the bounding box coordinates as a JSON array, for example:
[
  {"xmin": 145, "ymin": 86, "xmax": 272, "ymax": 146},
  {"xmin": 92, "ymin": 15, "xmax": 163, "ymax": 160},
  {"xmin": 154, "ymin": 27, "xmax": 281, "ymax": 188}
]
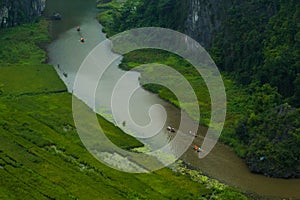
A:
[
  {"xmin": 77, "ymin": 26, "xmax": 85, "ymax": 43},
  {"xmin": 166, "ymin": 126, "xmax": 202, "ymax": 152},
  {"xmin": 50, "ymin": 12, "xmax": 85, "ymax": 43}
]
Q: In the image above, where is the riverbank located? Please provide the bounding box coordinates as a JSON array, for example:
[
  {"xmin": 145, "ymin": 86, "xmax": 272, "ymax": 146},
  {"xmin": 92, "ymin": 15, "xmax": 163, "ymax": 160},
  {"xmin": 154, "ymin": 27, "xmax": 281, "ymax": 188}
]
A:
[
  {"xmin": 96, "ymin": 0, "xmax": 300, "ymax": 180},
  {"xmin": 0, "ymin": 18, "xmax": 249, "ymax": 199}
]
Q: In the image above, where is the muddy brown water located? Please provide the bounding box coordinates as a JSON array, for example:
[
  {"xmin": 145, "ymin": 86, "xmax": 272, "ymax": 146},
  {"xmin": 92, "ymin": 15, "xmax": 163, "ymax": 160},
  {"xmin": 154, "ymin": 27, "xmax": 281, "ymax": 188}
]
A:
[{"xmin": 45, "ymin": 0, "xmax": 300, "ymax": 199}]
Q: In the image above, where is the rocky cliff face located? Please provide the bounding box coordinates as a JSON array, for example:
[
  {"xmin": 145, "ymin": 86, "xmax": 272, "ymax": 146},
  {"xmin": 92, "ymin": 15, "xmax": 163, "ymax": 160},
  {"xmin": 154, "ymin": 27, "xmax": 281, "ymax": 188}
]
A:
[
  {"xmin": 0, "ymin": 0, "xmax": 46, "ymax": 28},
  {"xmin": 184, "ymin": 0, "xmax": 232, "ymax": 48}
]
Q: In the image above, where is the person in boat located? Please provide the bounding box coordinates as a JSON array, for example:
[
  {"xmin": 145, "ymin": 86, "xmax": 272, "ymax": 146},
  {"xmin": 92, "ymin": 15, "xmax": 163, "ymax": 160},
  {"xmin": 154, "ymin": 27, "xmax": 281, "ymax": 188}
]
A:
[
  {"xmin": 167, "ymin": 126, "xmax": 175, "ymax": 133},
  {"xmin": 193, "ymin": 145, "xmax": 202, "ymax": 152},
  {"xmin": 193, "ymin": 145, "xmax": 199, "ymax": 151},
  {"xmin": 77, "ymin": 26, "xmax": 80, "ymax": 32},
  {"xmin": 80, "ymin": 37, "xmax": 85, "ymax": 43},
  {"xmin": 167, "ymin": 126, "xmax": 171, "ymax": 131}
]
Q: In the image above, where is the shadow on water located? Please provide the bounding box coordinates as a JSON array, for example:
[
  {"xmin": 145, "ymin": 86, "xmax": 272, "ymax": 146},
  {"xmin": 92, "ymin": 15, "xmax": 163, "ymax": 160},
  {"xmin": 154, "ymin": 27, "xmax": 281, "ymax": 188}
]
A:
[{"xmin": 44, "ymin": 0, "xmax": 99, "ymax": 38}]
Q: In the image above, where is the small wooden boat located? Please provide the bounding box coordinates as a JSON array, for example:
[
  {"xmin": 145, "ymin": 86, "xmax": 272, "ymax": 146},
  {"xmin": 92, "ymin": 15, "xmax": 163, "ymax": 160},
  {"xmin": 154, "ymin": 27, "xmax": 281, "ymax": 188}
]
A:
[
  {"xmin": 51, "ymin": 13, "xmax": 62, "ymax": 20},
  {"xmin": 167, "ymin": 126, "xmax": 175, "ymax": 133}
]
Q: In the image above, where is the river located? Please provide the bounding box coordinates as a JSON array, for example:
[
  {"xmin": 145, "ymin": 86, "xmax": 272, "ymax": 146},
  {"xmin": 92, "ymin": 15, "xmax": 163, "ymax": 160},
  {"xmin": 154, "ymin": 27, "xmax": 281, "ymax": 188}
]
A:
[{"xmin": 44, "ymin": 0, "xmax": 300, "ymax": 199}]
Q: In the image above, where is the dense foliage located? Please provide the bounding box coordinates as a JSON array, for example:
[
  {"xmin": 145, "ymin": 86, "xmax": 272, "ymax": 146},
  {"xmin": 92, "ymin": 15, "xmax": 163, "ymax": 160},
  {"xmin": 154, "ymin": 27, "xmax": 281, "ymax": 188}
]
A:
[
  {"xmin": 97, "ymin": 0, "xmax": 188, "ymax": 36},
  {"xmin": 240, "ymin": 104, "xmax": 300, "ymax": 178},
  {"xmin": 235, "ymin": 86, "xmax": 300, "ymax": 177},
  {"xmin": 212, "ymin": 0, "xmax": 300, "ymax": 177},
  {"xmin": 213, "ymin": 0, "xmax": 300, "ymax": 103},
  {"xmin": 97, "ymin": 0, "xmax": 300, "ymax": 178},
  {"xmin": 99, "ymin": 0, "xmax": 300, "ymax": 103}
]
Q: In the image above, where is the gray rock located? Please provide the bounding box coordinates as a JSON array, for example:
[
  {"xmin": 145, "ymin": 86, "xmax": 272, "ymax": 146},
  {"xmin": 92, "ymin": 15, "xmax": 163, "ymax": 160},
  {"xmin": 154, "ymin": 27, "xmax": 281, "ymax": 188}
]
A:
[
  {"xmin": 184, "ymin": 0, "xmax": 232, "ymax": 48},
  {"xmin": 0, "ymin": 0, "xmax": 46, "ymax": 28}
]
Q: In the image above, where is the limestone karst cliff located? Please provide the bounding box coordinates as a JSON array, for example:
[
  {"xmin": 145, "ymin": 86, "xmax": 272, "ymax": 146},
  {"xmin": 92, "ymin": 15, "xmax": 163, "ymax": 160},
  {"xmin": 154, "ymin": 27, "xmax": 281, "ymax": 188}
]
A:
[
  {"xmin": 0, "ymin": 0, "xmax": 45, "ymax": 28},
  {"xmin": 185, "ymin": 0, "xmax": 232, "ymax": 48}
]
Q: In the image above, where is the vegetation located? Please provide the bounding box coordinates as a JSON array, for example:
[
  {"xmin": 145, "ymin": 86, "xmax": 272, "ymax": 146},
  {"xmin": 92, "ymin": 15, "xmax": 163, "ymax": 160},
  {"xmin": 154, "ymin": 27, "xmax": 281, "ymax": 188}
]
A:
[
  {"xmin": 213, "ymin": 1, "xmax": 300, "ymax": 101},
  {"xmin": 0, "ymin": 19, "xmax": 248, "ymax": 199},
  {"xmin": 212, "ymin": 0, "xmax": 300, "ymax": 178},
  {"xmin": 0, "ymin": 19, "xmax": 49, "ymax": 65},
  {"xmin": 96, "ymin": 0, "xmax": 187, "ymax": 37},
  {"xmin": 97, "ymin": 0, "xmax": 300, "ymax": 178}
]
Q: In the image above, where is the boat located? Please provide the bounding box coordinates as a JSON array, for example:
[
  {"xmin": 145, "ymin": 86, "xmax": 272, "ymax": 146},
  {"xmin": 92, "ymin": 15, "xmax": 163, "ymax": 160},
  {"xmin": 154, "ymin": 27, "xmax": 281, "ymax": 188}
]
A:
[
  {"xmin": 193, "ymin": 145, "xmax": 202, "ymax": 152},
  {"xmin": 51, "ymin": 12, "xmax": 62, "ymax": 20},
  {"xmin": 167, "ymin": 126, "xmax": 175, "ymax": 133}
]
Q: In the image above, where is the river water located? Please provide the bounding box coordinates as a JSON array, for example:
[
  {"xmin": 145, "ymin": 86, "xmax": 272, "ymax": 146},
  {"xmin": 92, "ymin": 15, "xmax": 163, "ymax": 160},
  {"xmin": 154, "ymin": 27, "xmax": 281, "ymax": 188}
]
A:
[{"xmin": 44, "ymin": 0, "xmax": 300, "ymax": 199}]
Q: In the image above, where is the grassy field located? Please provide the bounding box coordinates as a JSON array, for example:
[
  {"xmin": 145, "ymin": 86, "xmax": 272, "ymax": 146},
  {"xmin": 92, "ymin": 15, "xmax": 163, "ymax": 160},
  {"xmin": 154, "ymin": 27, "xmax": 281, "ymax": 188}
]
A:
[
  {"xmin": 0, "ymin": 20, "xmax": 49, "ymax": 65},
  {"xmin": 0, "ymin": 19, "xmax": 248, "ymax": 199},
  {"xmin": 0, "ymin": 65, "xmax": 208, "ymax": 199}
]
